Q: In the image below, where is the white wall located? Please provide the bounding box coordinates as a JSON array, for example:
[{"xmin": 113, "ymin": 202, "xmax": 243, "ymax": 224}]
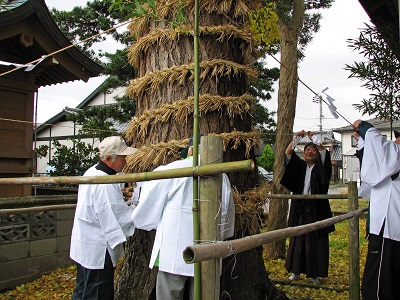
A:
[
  {"xmin": 340, "ymin": 128, "xmax": 394, "ymax": 183},
  {"xmin": 34, "ymin": 87, "xmax": 125, "ymax": 175}
]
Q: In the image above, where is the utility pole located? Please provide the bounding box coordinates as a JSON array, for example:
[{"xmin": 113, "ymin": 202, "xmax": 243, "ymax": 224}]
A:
[
  {"xmin": 312, "ymin": 93, "xmax": 323, "ymax": 141},
  {"xmin": 319, "ymin": 94, "xmax": 323, "ymax": 141}
]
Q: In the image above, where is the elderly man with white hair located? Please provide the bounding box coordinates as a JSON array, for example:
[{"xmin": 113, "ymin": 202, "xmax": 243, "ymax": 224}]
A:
[{"xmin": 70, "ymin": 136, "xmax": 138, "ymax": 300}]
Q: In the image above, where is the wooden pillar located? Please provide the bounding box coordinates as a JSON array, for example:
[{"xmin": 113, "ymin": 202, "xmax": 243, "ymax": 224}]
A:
[
  {"xmin": 199, "ymin": 135, "xmax": 223, "ymax": 300},
  {"xmin": 348, "ymin": 181, "xmax": 360, "ymax": 300}
]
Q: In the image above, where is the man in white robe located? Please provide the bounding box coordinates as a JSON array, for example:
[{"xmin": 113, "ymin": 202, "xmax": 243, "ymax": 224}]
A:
[
  {"xmin": 70, "ymin": 136, "xmax": 138, "ymax": 300},
  {"xmin": 353, "ymin": 120, "xmax": 400, "ymax": 300},
  {"xmin": 131, "ymin": 143, "xmax": 235, "ymax": 300}
]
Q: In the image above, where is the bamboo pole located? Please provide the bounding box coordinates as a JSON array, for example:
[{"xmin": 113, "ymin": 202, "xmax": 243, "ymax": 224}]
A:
[
  {"xmin": 0, "ymin": 160, "xmax": 254, "ymax": 185},
  {"xmin": 183, "ymin": 207, "xmax": 368, "ymax": 263},
  {"xmin": 0, "ymin": 195, "xmax": 77, "ymax": 208},
  {"xmin": 192, "ymin": 0, "xmax": 201, "ymax": 296},
  {"xmin": 266, "ymin": 193, "xmax": 349, "ymax": 199},
  {"xmin": 199, "ymin": 136, "xmax": 222, "ymax": 300},
  {"xmin": 348, "ymin": 181, "xmax": 360, "ymax": 300},
  {"xmin": 0, "ymin": 204, "xmax": 76, "ymax": 215}
]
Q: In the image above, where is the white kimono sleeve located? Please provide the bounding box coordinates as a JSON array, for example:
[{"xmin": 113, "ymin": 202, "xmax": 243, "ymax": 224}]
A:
[
  {"xmin": 131, "ymin": 178, "xmax": 169, "ymax": 231},
  {"xmin": 361, "ymin": 127, "xmax": 400, "ymax": 187}
]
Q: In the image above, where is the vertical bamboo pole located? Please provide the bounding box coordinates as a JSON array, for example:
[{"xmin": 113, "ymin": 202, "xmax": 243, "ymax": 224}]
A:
[
  {"xmin": 348, "ymin": 181, "xmax": 360, "ymax": 300},
  {"xmin": 199, "ymin": 136, "xmax": 223, "ymax": 300},
  {"xmin": 192, "ymin": 0, "xmax": 201, "ymax": 297}
]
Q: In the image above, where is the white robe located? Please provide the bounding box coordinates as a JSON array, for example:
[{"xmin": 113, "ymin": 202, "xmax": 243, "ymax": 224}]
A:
[
  {"xmin": 131, "ymin": 157, "xmax": 235, "ymax": 276},
  {"xmin": 70, "ymin": 165, "xmax": 136, "ymax": 268},
  {"xmin": 358, "ymin": 127, "xmax": 400, "ymax": 242}
]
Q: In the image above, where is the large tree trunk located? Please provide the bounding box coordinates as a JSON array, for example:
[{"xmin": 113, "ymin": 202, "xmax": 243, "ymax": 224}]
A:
[
  {"xmin": 264, "ymin": 0, "xmax": 305, "ymax": 260},
  {"xmin": 115, "ymin": 1, "xmax": 288, "ymax": 299}
]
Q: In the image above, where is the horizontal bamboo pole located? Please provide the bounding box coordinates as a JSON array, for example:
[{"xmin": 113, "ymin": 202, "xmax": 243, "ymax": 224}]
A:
[
  {"xmin": 183, "ymin": 207, "xmax": 368, "ymax": 264},
  {"xmin": 0, "ymin": 204, "xmax": 77, "ymax": 215},
  {"xmin": 266, "ymin": 193, "xmax": 349, "ymax": 199},
  {"xmin": 0, "ymin": 160, "xmax": 254, "ymax": 186},
  {"xmin": 0, "ymin": 195, "xmax": 77, "ymax": 208}
]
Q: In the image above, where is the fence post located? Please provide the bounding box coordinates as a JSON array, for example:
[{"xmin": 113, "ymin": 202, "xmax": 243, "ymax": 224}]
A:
[
  {"xmin": 199, "ymin": 135, "xmax": 223, "ymax": 300},
  {"xmin": 348, "ymin": 181, "xmax": 360, "ymax": 300}
]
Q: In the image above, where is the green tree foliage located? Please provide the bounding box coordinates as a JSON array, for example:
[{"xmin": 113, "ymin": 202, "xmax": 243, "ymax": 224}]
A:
[
  {"xmin": 257, "ymin": 144, "xmax": 275, "ymax": 171},
  {"xmin": 50, "ymin": 0, "xmax": 132, "ymax": 54},
  {"xmin": 45, "ymin": 139, "xmax": 99, "ymax": 177},
  {"xmin": 345, "ymin": 23, "xmax": 400, "ymax": 123},
  {"xmin": 249, "ymin": 3, "xmax": 280, "ymax": 50},
  {"xmin": 250, "ymin": 62, "xmax": 280, "ymax": 144}
]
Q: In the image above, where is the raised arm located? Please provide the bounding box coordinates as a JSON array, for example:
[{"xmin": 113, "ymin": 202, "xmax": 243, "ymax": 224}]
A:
[{"xmin": 286, "ymin": 130, "xmax": 306, "ymax": 156}]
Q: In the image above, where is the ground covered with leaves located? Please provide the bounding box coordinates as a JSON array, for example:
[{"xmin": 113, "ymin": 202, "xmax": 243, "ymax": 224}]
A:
[
  {"xmin": 265, "ymin": 217, "xmax": 368, "ymax": 299},
  {"xmin": 0, "ymin": 201, "xmax": 368, "ymax": 299}
]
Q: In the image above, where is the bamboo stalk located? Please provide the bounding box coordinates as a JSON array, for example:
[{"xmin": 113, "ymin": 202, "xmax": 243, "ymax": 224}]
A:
[
  {"xmin": 265, "ymin": 193, "xmax": 350, "ymax": 199},
  {"xmin": 0, "ymin": 195, "xmax": 77, "ymax": 208},
  {"xmin": 183, "ymin": 207, "xmax": 368, "ymax": 263},
  {"xmin": 0, "ymin": 160, "xmax": 254, "ymax": 185},
  {"xmin": 0, "ymin": 204, "xmax": 77, "ymax": 215},
  {"xmin": 193, "ymin": 0, "xmax": 201, "ymax": 298}
]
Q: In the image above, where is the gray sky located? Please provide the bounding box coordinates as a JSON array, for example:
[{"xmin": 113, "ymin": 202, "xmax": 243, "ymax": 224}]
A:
[{"xmin": 39, "ymin": 0, "xmax": 371, "ymax": 133}]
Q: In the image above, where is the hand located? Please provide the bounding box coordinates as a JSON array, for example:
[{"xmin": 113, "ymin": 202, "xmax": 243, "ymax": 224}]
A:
[
  {"xmin": 295, "ymin": 130, "xmax": 306, "ymax": 138},
  {"xmin": 121, "ymin": 187, "xmax": 133, "ymax": 202},
  {"xmin": 306, "ymin": 131, "xmax": 314, "ymax": 139}
]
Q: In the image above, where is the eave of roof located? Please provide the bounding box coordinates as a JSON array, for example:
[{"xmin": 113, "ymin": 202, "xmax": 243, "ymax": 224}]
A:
[
  {"xmin": 333, "ymin": 117, "xmax": 400, "ymax": 133},
  {"xmin": 0, "ymin": 0, "xmax": 103, "ymax": 87},
  {"xmin": 358, "ymin": 0, "xmax": 400, "ymax": 59}
]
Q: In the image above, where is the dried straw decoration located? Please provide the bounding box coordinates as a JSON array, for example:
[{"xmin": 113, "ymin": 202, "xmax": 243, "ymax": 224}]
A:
[
  {"xmin": 232, "ymin": 183, "xmax": 272, "ymax": 235},
  {"xmin": 126, "ymin": 59, "xmax": 258, "ymax": 99},
  {"xmin": 128, "ymin": 0, "xmax": 263, "ymax": 39},
  {"xmin": 124, "ymin": 130, "xmax": 261, "ymax": 173},
  {"xmin": 124, "ymin": 94, "xmax": 254, "ymax": 143},
  {"xmin": 128, "ymin": 25, "xmax": 254, "ymax": 67}
]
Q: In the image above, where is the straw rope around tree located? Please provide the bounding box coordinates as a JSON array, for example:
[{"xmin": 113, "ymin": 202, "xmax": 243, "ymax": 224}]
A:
[
  {"xmin": 124, "ymin": 130, "xmax": 261, "ymax": 173},
  {"xmin": 128, "ymin": 0, "xmax": 263, "ymax": 40},
  {"xmin": 124, "ymin": 93, "xmax": 254, "ymax": 143},
  {"xmin": 128, "ymin": 25, "xmax": 256, "ymax": 67},
  {"xmin": 126, "ymin": 58, "xmax": 258, "ymax": 99},
  {"xmin": 231, "ymin": 184, "xmax": 271, "ymax": 236}
]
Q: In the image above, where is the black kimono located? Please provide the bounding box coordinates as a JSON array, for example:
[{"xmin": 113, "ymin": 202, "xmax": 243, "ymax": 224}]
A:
[{"xmin": 280, "ymin": 150, "xmax": 335, "ymax": 278}]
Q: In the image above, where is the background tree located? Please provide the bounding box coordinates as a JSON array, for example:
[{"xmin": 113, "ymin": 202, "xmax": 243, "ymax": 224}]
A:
[
  {"xmin": 264, "ymin": 0, "xmax": 334, "ymax": 260},
  {"xmin": 257, "ymin": 144, "xmax": 275, "ymax": 172},
  {"xmin": 37, "ymin": 139, "xmax": 99, "ymax": 177},
  {"xmin": 345, "ymin": 23, "xmax": 400, "ymax": 137}
]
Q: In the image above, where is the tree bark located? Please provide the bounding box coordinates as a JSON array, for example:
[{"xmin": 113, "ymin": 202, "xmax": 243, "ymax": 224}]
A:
[{"xmin": 264, "ymin": 0, "xmax": 305, "ymax": 260}]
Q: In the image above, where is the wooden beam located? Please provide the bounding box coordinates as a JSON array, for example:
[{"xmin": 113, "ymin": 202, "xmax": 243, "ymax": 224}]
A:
[
  {"xmin": 0, "ymin": 150, "xmax": 34, "ymax": 159},
  {"xmin": 0, "ymin": 165, "xmax": 33, "ymax": 174}
]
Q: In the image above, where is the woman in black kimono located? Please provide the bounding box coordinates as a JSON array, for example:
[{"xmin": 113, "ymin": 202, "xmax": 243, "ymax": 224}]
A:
[{"xmin": 280, "ymin": 130, "xmax": 335, "ymax": 284}]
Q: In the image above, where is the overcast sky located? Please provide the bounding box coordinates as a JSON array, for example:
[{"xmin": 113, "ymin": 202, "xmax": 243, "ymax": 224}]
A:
[{"xmin": 40, "ymin": 0, "xmax": 371, "ymax": 133}]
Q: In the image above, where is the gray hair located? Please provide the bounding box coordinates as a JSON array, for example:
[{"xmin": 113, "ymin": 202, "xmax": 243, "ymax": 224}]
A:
[{"xmin": 100, "ymin": 153, "xmax": 118, "ymax": 162}]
